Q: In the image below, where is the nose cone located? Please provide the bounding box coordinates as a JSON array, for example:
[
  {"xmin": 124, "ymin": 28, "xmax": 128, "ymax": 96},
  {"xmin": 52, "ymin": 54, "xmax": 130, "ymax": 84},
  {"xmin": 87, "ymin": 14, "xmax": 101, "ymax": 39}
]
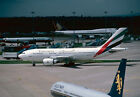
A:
[{"xmin": 18, "ymin": 54, "xmax": 23, "ymax": 59}]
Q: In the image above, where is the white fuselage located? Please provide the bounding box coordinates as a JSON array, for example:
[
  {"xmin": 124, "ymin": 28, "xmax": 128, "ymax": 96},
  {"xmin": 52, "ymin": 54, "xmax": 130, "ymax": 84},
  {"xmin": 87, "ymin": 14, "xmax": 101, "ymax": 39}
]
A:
[
  {"xmin": 19, "ymin": 47, "xmax": 99, "ymax": 62},
  {"xmin": 55, "ymin": 28, "xmax": 117, "ymax": 35},
  {"xmin": 51, "ymin": 81, "xmax": 110, "ymax": 97},
  {"xmin": 3, "ymin": 37, "xmax": 52, "ymax": 43}
]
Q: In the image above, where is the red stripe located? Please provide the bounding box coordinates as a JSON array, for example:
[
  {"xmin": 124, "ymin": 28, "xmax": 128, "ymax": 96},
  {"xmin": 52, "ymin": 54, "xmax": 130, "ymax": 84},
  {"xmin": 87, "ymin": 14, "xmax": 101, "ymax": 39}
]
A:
[{"xmin": 94, "ymin": 39, "xmax": 113, "ymax": 57}]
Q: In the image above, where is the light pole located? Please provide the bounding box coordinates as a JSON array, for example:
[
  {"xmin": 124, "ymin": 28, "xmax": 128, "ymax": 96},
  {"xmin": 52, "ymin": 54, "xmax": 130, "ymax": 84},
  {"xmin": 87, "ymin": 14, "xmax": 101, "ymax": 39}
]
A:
[
  {"xmin": 72, "ymin": 11, "xmax": 76, "ymax": 44},
  {"xmin": 31, "ymin": 11, "xmax": 35, "ymax": 44},
  {"xmin": 104, "ymin": 11, "xmax": 108, "ymax": 33}
]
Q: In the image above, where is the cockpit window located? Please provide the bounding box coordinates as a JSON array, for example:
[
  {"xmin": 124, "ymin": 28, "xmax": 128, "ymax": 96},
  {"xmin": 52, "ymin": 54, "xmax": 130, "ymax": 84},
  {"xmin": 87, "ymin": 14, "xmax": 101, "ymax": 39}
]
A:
[{"xmin": 22, "ymin": 52, "xmax": 25, "ymax": 54}]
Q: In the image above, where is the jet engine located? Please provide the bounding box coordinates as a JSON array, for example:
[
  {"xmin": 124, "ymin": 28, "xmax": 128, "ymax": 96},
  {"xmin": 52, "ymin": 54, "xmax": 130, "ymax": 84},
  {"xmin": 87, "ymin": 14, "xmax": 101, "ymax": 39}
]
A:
[{"xmin": 43, "ymin": 58, "xmax": 57, "ymax": 65}]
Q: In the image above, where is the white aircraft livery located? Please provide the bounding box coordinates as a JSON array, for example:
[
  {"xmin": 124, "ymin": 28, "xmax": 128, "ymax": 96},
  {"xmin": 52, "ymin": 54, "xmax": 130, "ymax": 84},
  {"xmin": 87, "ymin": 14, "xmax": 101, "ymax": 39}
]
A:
[
  {"xmin": 18, "ymin": 28, "xmax": 127, "ymax": 66},
  {"xmin": 55, "ymin": 28, "xmax": 117, "ymax": 35},
  {"xmin": 54, "ymin": 22, "xmax": 117, "ymax": 35},
  {"xmin": 2, "ymin": 37, "xmax": 52, "ymax": 43},
  {"xmin": 51, "ymin": 58, "xmax": 127, "ymax": 97}
]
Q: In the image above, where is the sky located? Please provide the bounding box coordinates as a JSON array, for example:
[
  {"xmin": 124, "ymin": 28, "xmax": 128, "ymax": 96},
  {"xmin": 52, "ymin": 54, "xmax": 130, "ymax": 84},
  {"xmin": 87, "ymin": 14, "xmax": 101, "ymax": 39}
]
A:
[{"xmin": 0, "ymin": 0, "xmax": 140, "ymax": 17}]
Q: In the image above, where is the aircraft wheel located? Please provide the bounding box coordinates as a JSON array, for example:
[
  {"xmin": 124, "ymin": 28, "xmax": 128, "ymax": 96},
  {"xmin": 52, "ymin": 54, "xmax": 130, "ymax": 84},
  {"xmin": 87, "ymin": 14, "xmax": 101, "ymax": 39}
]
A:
[
  {"xmin": 69, "ymin": 62, "xmax": 75, "ymax": 65},
  {"xmin": 64, "ymin": 62, "xmax": 75, "ymax": 66},
  {"xmin": 32, "ymin": 62, "xmax": 36, "ymax": 67}
]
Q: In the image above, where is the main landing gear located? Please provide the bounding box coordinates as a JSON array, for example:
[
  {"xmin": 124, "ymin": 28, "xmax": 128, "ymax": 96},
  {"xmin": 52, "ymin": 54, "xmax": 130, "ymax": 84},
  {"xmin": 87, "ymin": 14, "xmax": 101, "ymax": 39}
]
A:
[
  {"xmin": 64, "ymin": 62, "xmax": 75, "ymax": 67},
  {"xmin": 32, "ymin": 62, "xmax": 36, "ymax": 67}
]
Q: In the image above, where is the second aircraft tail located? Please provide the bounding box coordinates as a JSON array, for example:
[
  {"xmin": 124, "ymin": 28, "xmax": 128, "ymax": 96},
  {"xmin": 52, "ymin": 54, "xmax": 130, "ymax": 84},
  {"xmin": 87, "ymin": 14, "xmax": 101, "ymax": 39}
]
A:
[
  {"xmin": 54, "ymin": 22, "xmax": 66, "ymax": 31},
  {"xmin": 108, "ymin": 58, "xmax": 127, "ymax": 97}
]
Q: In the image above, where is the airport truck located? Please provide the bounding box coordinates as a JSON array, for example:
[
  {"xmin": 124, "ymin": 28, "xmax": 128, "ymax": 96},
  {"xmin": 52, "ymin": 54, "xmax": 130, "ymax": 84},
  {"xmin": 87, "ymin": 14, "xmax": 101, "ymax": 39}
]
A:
[
  {"xmin": 2, "ymin": 45, "xmax": 32, "ymax": 59},
  {"xmin": 2, "ymin": 46, "xmax": 22, "ymax": 59}
]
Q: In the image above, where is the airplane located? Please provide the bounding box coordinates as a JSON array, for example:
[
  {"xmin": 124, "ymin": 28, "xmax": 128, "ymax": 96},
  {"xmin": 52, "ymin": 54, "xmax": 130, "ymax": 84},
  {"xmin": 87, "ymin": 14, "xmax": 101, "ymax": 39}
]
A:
[
  {"xmin": 1, "ymin": 37, "xmax": 52, "ymax": 43},
  {"xmin": 50, "ymin": 58, "xmax": 127, "ymax": 97},
  {"xmin": 54, "ymin": 22, "xmax": 117, "ymax": 35},
  {"xmin": 18, "ymin": 28, "xmax": 127, "ymax": 66}
]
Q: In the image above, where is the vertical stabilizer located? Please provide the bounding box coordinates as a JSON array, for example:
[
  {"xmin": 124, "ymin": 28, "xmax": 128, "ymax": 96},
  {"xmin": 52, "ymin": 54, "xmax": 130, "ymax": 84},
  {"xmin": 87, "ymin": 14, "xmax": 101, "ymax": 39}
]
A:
[
  {"xmin": 54, "ymin": 22, "xmax": 66, "ymax": 31},
  {"xmin": 108, "ymin": 58, "xmax": 127, "ymax": 97},
  {"xmin": 94, "ymin": 28, "xmax": 127, "ymax": 57}
]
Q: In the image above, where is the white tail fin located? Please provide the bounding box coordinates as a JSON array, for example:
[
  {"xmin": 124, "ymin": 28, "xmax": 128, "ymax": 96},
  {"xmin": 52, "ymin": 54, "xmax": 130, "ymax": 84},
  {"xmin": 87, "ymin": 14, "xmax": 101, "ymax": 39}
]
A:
[{"xmin": 94, "ymin": 28, "xmax": 127, "ymax": 57}]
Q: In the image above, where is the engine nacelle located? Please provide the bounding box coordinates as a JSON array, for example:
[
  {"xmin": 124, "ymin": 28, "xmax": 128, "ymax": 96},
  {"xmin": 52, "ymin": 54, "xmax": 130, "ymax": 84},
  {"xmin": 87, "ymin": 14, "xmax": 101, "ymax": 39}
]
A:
[{"xmin": 43, "ymin": 58, "xmax": 57, "ymax": 65}]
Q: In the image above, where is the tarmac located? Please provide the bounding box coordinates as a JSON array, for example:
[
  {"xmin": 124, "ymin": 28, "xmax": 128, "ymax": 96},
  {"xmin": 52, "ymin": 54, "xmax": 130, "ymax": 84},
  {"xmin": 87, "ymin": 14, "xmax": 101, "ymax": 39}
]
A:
[{"xmin": 0, "ymin": 41, "xmax": 140, "ymax": 97}]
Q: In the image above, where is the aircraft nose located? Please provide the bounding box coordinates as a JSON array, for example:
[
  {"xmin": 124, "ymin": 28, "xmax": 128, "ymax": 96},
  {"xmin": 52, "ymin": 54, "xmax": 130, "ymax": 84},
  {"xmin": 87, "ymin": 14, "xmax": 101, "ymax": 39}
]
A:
[{"xmin": 18, "ymin": 54, "xmax": 23, "ymax": 59}]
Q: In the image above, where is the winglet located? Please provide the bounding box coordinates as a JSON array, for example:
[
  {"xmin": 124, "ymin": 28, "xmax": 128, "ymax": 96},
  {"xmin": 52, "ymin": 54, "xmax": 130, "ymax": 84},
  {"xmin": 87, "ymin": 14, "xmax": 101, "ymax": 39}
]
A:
[{"xmin": 108, "ymin": 58, "xmax": 127, "ymax": 97}]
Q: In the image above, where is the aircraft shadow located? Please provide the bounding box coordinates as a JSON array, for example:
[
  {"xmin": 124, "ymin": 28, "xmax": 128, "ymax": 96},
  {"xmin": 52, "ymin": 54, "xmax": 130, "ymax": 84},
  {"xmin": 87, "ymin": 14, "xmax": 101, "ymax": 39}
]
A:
[
  {"xmin": 76, "ymin": 63, "xmax": 136, "ymax": 67},
  {"xmin": 27, "ymin": 63, "xmax": 137, "ymax": 69},
  {"xmin": 71, "ymin": 63, "xmax": 136, "ymax": 69}
]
